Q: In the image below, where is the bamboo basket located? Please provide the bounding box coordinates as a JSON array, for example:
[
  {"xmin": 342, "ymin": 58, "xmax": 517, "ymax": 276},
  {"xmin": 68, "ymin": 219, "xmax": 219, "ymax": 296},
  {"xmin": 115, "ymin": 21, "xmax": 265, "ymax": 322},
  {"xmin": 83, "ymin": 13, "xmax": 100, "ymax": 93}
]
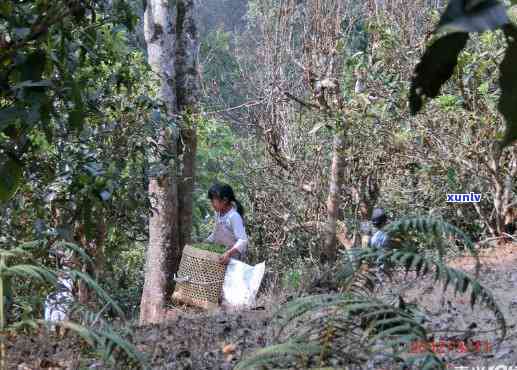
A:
[{"xmin": 172, "ymin": 244, "xmax": 226, "ymax": 310}]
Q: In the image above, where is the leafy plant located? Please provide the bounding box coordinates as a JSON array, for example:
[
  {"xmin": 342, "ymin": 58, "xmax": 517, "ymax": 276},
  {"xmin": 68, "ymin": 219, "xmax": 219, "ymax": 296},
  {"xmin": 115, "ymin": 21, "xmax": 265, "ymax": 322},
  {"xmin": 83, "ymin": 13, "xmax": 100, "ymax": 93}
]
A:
[
  {"xmin": 283, "ymin": 269, "xmax": 302, "ymax": 290},
  {"xmin": 0, "ymin": 242, "xmax": 147, "ymax": 368},
  {"xmin": 410, "ymin": 0, "xmax": 517, "ymax": 147},
  {"xmin": 191, "ymin": 242, "xmax": 227, "ymax": 254},
  {"xmin": 236, "ymin": 217, "xmax": 505, "ymax": 370},
  {"xmin": 0, "ymin": 0, "xmax": 138, "ymax": 202}
]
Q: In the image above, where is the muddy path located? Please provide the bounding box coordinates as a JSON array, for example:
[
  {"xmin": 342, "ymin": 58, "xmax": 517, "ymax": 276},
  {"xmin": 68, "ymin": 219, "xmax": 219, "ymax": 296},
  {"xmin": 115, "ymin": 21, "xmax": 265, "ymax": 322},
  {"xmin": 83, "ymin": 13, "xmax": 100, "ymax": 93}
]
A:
[
  {"xmin": 6, "ymin": 301, "xmax": 278, "ymax": 369},
  {"xmin": 6, "ymin": 244, "xmax": 517, "ymax": 369}
]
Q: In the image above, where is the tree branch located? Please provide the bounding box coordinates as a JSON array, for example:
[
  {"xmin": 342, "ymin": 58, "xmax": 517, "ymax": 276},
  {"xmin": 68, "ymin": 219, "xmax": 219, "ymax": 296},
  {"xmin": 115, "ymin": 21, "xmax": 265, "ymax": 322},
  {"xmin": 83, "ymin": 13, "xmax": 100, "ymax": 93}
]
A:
[{"xmin": 284, "ymin": 92, "xmax": 320, "ymax": 110}]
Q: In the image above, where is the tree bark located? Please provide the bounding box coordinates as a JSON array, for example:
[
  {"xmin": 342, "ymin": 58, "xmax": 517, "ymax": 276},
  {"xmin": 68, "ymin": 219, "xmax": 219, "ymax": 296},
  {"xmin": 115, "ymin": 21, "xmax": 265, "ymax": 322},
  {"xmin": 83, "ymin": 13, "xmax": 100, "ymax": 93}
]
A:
[
  {"xmin": 140, "ymin": 0, "xmax": 200, "ymax": 325},
  {"xmin": 322, "ymin": 125, "xmax": 346, "ymax": 263},
  {"xmin": 176, "ymin": 0, "xmax": 200, "ymax": 271},
  {"xmin": 93, "ymin": 210, "xmax": 107, "ymax": 281},
  {"xmin": 139, "ymin": 0, "xmax": 179, "ymax": 325}
]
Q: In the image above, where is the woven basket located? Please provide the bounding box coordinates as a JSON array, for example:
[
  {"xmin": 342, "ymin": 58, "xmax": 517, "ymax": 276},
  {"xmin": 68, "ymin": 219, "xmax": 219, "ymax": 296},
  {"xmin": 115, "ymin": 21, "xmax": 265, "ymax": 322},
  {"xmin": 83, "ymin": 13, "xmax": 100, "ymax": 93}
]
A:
[{"xmin": 172, "ymin": 244, "xmax": 226, "ymax": 310}]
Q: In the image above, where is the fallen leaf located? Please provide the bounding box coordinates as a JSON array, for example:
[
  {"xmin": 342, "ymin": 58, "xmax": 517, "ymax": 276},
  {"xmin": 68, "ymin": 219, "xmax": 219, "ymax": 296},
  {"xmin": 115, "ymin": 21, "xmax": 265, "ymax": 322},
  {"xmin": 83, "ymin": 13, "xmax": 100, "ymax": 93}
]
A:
[{"xmin": 38, "ymin": 358, "xmax": 63, "ymax": 369}]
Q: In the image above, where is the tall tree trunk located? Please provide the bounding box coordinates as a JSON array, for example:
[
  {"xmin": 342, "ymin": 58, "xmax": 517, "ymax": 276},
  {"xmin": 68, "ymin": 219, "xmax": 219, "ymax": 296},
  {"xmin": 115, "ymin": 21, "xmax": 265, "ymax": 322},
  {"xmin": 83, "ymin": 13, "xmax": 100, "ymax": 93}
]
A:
[
  {"xmin": 139, "ymin": 0, "xmax": 179, "ymax": 325},
  {"xmin": 176, "ymin": 0, "xmax": 200, "ymax": 271},
  {"xmin": 140, "ymin": 0, "xmax": 200, "ymax": 325},
  {"xmin": 176, "ymin": 116, "xmax": 196, "ymax": 271},
  {"xmin": 501, "ymin": 151, "xmax": 517, "ymax": 236},
  {"xmin": 75, "ymin": 213, "xmax": 108, "ymax": 309},
  {"xmin": 322, "ymin": 126, "xmax": 346, "ymax": 263},
  {"xmin": 75, "ymin": 223, "xmax": 91, "ymax": 307},
  {"xmin": 92, "ymin": 210, "xmax": 107, "ymax": 281}
]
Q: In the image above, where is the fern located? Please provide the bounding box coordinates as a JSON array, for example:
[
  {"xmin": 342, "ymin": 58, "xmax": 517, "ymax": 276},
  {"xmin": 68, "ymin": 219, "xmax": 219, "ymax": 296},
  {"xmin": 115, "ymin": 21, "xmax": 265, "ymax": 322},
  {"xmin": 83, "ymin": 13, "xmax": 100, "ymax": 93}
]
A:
[
  {"xmin": 238, "ymin": 293, "xmax": 443, "ymax": 369},
  {"xmin": 2, "ymin": 264, "xmax": 58, "ymax": 285},
  {"xmin": 386, "ymin": 249, "xmax": 506, "ymax": 340},
  {"xmin": 9, "ymin": 319, "xmax": 148, "ymax": 368},
  {"xmin": 238, "ymin": 217, "xmax": 504, "ymax": 370},
  {"xmin": 235, "ymin": 342, "xmax": 322, "ymax": 370},
  {"xmin": 384, "ymin": 216, "xmax": 480, "ymax": 274},
  {"xmin": 67, "ymin": 270, "xmax": 126, "ymax": 319},
  {"xmin": 0, "ymin": 243, "xmax": 142, "ymax": 368},
  {"xmin": 0, "ymin": 247, "xmax": 34, "ymax": 260}
]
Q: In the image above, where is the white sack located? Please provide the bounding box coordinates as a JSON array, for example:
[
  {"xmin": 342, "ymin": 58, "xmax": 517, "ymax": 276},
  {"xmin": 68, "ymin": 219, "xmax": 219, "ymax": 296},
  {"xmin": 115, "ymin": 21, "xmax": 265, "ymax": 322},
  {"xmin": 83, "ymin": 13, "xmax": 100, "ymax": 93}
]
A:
[{"xmin": 222, "ymin": 259, "xmax": 265, "ymax": 308}]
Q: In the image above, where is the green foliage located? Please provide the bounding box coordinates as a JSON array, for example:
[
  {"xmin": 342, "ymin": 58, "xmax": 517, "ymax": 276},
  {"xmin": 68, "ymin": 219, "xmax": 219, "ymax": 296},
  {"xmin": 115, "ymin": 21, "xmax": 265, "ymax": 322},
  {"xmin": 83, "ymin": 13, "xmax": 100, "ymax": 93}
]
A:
[
  {"xmin": 237, "ymin": 217, "xmax": 505, "ymax": 370},
  {"xmin": 193, "ymin": 116, "xmax": 245, "ymax": 239},
  {"xmin": 0, "ymin": 242, "xmax": 146, "ymax": 368},
  {"xmin": 283, "ymin": 268, "xmax": 302, "ymax": 290},
  {"xmin": 0, "ymin": 0, "xmax": 140, "ymax": 201},
  {"xmin": 191, "ymin": 242, "xmax": 226, "ymax": 254},
  {"xmin": 383, "ymin": 216, "xmax": 480, "ymax": 268},
  {"xmin": 387, "ymin": 250, "xmax": 506, "ymax": 338},
  {"xmin": 436, "ymin": 94, "xmax": 463, "ymax": 110},
  {"xmin": 0, "ymin": 0, "xmax": 154, "ymax": 318},
  {"xmin": 410, "ymin": 0, "xmax": 517, "ymax": 147},
  {"xmin": 498, "ymin": 24, "xmax": 517, "ymax": 145},
  {"xmin": 0, "ymin": 157, "xmax": 22, "ymax": 202},
  {"xmin": 68, "ymin": 308, "xmax": 148, "ymax": 368},
  {"xmin": 200, "ymin": 29, "xmax": 242, "ymax": 107},
  {"xmin": 235, "ymin": 342, "xmax": 322, "ymax": 370},
  {"xmin": 103, "ymin": 242, "xmax": 145, "ymax": 317},
  {"xmin": 410, "ymin": 33, "xmax": 469, "ymax": 113}
]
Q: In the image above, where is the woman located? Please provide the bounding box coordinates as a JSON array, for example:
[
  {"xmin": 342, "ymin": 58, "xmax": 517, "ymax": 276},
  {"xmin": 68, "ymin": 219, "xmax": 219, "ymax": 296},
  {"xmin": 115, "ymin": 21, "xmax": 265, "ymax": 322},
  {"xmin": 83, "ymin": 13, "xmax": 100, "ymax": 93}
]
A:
[{"xmin": 206, "ymin": 183, "xmax": 248, "ymax": 265}]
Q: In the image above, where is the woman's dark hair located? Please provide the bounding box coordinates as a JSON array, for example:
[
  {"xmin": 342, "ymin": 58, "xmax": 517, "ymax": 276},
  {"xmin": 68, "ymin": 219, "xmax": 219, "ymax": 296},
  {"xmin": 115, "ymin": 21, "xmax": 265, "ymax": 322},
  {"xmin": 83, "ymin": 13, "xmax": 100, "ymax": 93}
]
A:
[
  {"xmin": 208, "ymin": 183, "xmax": 245, "ymax": 217},
  {"xmin": 371, "ymin": 207, "xmax": 388, "ymax": 227}
]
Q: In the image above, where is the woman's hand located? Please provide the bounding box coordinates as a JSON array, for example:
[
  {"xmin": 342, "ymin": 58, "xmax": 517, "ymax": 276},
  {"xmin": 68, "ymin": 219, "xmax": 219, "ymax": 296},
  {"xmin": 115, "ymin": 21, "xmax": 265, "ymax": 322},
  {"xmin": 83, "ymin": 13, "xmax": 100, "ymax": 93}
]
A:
[{"xmin": 219, "ymin": 248, "xmax": 236, "ymax": 265}]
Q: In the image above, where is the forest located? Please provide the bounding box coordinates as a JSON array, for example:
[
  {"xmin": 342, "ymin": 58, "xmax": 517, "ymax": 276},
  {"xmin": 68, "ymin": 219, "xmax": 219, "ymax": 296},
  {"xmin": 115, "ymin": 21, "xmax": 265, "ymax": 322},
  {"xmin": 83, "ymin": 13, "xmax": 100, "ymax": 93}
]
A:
[{"xmin": 1, "ymin": 0, "xmax": 517, "ymax": 369}]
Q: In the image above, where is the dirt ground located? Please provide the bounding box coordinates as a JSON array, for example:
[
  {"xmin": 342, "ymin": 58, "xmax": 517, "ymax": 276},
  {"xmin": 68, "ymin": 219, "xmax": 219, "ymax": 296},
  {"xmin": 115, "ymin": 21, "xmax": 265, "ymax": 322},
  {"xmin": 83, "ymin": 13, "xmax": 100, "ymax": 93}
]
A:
[
  {"xmin": 5, "ymin": 243, "xmax": 517, "ymax": 370},
  {"xmin": 5, "ymin": 292, "xmax": 280, "ymax": 370},
  {"xmin": 395, "ymin": 243, "xmax": 517, "ymax": 369}
]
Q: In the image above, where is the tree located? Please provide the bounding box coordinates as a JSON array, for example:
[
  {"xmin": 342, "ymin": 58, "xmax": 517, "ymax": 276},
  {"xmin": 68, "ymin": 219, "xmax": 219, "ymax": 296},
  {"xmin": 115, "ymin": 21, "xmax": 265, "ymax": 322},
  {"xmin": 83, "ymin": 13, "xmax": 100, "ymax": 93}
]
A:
[
  {"xmin": 247, "ymin": 0, "xmax": 361, "ymax": 263},
  {"xmin": 0, "ymin": 0, "xmax": 136, "ymax": 202},
  {"xmin": 409, "ymin": 0, "xmax": 517, "ymax": 237},
  {"xmin": 0, "ymin": 0, "xmax": 152, "ymax": 313},
  {"xmin": 139, "ymin": 0, "xmax": 200, "ymax": 325}
]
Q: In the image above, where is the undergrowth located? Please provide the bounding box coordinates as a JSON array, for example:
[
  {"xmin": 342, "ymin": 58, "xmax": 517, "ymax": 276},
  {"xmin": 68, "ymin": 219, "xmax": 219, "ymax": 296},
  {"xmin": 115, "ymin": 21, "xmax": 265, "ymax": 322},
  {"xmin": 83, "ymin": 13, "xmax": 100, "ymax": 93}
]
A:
[{"xmin": 236, "ymin": 217, "xmax": 506, "ymax": 370}]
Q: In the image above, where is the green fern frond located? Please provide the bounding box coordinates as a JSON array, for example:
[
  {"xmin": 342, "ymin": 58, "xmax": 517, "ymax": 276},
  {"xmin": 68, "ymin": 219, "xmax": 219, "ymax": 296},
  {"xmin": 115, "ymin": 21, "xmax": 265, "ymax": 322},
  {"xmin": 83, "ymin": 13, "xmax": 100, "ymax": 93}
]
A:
[
  {"xmin": 387, "ymin": 250, "xmax": 506, "ymax": 340},
  {"xmin": 17, "ymin": 240, "xmax": 47, "ymax": 252},
  {"xmin": 385, "ymin": 216, "xmax": 474, "ymax": 247},
  {"xmin": 335, "ymin": 250, "xmax": 381, "ymax": 295},
  {"xmin": 30, "ymin": 319, "xmax": 147, "ymax": 368},
  {"xmin": 1, "ymin": 264, "xmax": 58, "ymax": 285},
  {"xmin": 8, "ymin": 318, "xmax": 39, "ymax": 333},
  {"xmin": 274, "ymin": 294, "xmax": 350, "ymax": 334},
  {"xmin": 384, "ymin": 216, "xmax": 480, "ymax": 273},
  {"xmin": 235, "ymin": 342, "xmax": 321, "ymax": 370},
  {"xmin": 67, "ymin": 270, "xmax": 126, "ymax": 319},
  {"xmin": 40, "ymin": 319, "xmax": 100, "ymax": 346},
  {"xmin": 254, "ymin": 294, "xmax": 443, "ymax": 369},
  {"xmin": 96, "ymin": 327, "xmax": 148, "ymax": 366},
  {"xmin": 345, "ymin": 269, "xmax": 378, "ymax": 296},
  {"xmin": 0, "ymin": 248, "xmax": 32, "ymax": 259}
]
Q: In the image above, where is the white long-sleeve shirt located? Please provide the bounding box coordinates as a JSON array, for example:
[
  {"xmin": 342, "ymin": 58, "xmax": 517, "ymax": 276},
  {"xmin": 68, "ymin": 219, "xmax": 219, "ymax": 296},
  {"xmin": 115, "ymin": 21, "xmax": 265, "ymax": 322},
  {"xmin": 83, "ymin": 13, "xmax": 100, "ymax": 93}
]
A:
[{"xmin": 207, "ymin": 207, "xmax": 248, "ymax": 256}]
